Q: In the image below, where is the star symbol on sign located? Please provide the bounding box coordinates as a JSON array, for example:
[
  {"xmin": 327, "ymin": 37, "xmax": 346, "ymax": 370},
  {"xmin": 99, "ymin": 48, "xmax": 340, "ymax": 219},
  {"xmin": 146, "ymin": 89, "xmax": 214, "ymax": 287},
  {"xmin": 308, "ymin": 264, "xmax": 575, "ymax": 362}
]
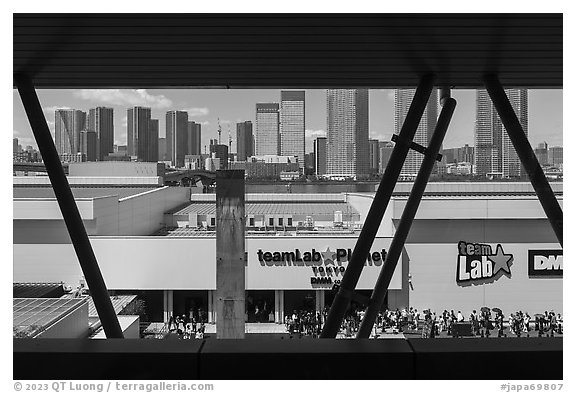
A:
[
  {"xmin": 321, "ymin": 247, "xmax": 337, "ymax": 265},
  {"xmin": 488, "ymin": 244, "xmax": 513, "ymax": 275}
]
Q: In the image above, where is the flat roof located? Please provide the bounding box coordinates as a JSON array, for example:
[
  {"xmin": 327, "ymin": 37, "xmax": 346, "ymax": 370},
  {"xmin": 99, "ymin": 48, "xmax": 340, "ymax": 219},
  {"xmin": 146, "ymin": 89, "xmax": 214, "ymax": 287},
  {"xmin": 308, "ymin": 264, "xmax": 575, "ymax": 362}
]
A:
[
  {"xmin": 171, "ymin": 201, "xmax": 359, "ymax": 216},
  {"xmin": 13, "ymin": 283, "xmax": 65, "ymax": 298},
  {"xmin": 155, "ymin": 227, "xmax": 361, "ymax": 237},
  {"xmin": 13, "ymin": 298, "xmax": 86, "ymax": 338},
  {"xmin": 13, "ymin": 186, "xmax": 161, "ymax": 199},
  {"xmin": 58, "ymin": 294, "xmax": 138, "ymax": 318},
  {"xmin": 14, "ymin": 14, "xmax": 562, "ymax": 88}
]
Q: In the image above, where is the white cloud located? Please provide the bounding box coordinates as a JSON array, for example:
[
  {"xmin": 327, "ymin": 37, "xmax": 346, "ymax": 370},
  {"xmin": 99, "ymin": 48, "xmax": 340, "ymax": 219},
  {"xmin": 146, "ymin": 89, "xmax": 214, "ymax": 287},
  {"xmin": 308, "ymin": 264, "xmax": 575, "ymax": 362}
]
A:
[
  {"xmin": 182, "ymin": 107, "xmax": 209, "ymax": 117},
  {"xmin": 114, "ymin": 134, "xmax": 127, "ymax": 146},
  {"xmin": 14, "ymin": 135, "xmax": 36, "ymax": 148},
  {"xmin": 370, "ymin": 131, "xmax": 387, "ymax": 140},
  {"xmin": 73, "ymin": 89, "xmax": 172, "ymax": 109},
  {"xmin": 43, "ymin": 105, "xmax": 72, "ymax": 113},
  {"xmin": 41, "ymin": 107, "xmax": 64, "ymax": 134},
  {"xmin": 121, "ymin": 116, "xmax": 128, "ymax": 128},
  {"xmin": 305, "ymin": 129, "xmax": 326, "ymax": 138}
]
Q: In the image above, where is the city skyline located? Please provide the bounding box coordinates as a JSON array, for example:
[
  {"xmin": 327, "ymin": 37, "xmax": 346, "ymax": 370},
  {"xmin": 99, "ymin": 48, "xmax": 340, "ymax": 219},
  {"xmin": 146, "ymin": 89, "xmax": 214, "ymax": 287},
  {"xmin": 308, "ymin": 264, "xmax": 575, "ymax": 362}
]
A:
[{"xmin": 13, "ymin": 89, "xmax": 563, "ymax": 156}]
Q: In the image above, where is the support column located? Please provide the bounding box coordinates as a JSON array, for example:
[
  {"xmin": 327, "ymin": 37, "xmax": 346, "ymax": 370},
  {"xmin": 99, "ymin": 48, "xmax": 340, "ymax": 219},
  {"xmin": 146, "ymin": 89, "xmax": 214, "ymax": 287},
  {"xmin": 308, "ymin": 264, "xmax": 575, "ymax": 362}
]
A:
[
  {"xmin": 15, "ymin": 74, "xmax": 123, "ymax": 339},
  {"xmin": 357, "ymin": 96, "xmax": 456, "ymax": 338},
  {"xmin": 163, "ymin": 290, "xmax": 174, "ymax": 323},
  {"xmin": 484, "ymin": 74, "xmax": 563, "ymax": 246},
  {"xmin": 315, "ymin": 290, "xmax": 325, "ymax": 315},
  {"xmin": 274, "ymin": 290, "xmax": 280, "ymax": 323},
  {"xmin": 321, "ymin": 74, "xmax": 436, "ymax": 338},
  {"xmin": 208, "ymin": 290, "xmax": 214, "ymax": 323},
  {"xmin": 215, "ymin": 170, "xmax": 246, "ymax": 338},
  {"xmin": 277, "ymin": 290, "xmax": 285, "ymax": 324}
]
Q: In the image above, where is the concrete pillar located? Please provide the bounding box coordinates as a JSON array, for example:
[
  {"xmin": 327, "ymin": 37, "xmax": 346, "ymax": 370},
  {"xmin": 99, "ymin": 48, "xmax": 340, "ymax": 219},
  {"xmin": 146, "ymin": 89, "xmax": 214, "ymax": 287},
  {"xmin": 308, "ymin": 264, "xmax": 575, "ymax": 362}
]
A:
[
  {"xmin": 274, "ymin": 290, "xmax": 285, "ymax": 324},
  {"xmin": 208, "ymin": 290, "xmax": 214, "ymax": 323},
  {"xmin": 316, "ymin": 290, "xmax": 325, "ymax": 315},
  {"xmin": 163, "ymin": 290, "xmax": 173, "ymax": 323},
  {"xmin": 215, "ymin": 170, "xmax": 245, "ymax": 339}
]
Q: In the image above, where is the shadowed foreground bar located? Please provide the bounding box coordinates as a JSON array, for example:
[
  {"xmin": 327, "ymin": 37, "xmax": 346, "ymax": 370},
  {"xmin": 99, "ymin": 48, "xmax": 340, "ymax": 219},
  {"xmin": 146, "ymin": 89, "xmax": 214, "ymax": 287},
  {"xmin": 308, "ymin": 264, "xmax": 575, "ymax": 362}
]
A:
[{"xmin": 14, "ymin": 338, "xmax": 562, "ymax": 380}]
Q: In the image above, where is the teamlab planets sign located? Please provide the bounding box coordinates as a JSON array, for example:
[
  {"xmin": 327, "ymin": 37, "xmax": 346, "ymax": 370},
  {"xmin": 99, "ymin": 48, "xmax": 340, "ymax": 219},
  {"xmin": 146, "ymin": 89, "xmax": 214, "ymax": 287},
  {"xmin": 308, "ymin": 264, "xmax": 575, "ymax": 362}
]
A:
[{"xmin": 246, "ymin": 236, "xmax": 398, "ymax": 290}]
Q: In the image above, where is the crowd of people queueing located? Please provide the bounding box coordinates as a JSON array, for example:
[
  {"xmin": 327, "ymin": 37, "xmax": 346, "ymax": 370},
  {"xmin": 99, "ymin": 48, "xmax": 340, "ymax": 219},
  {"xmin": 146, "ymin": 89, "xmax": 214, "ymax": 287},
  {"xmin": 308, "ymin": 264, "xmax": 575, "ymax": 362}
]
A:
[
  {"xmin": 167, "ymin": 310, "xmax": 206, "ymax": 339},
  {"xmin": 284, "ymin": 310, "xmax": 323, "ymax": 337},
  {"xmin": 284, "ymin": 306, "xmax": 563, "ymax": 338}
]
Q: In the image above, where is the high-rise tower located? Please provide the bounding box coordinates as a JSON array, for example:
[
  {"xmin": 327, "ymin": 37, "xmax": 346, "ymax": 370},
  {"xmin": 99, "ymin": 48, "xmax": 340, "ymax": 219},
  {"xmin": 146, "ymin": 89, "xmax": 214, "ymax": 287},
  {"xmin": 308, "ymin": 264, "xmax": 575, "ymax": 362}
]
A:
[
  {"xmin": 474, "ymin": 89, "xmax": 528, "ymax": 178},
  {"xmin": 325, "ymin": 89, "xmax": 369, "ymax": 179},
  {"xmin": 166, "ymin": 110, "xmax": 189, "ymax": 167},
  {"xmin": 255, "ymin": 103, "xmax": 280, "ymax": 156},
  {"xmin": 55, "ymin": 109, "xmax": 86, "ymax": 155},
  {"xmin": 236, "ymin": 121, "xmax": 254, "ymax": 161},
  {"xmin": 314, "ymin": 136, "xmax": 327, "ymax": 176},
  {"xmin": 127, "ymin": 106, "xmax": 152, "ymax": 161},
  {"xmin": 87, "ymin": 107, "xmax": 114, "ymax": 160},
  {"xmin": 148, "ymin": 118, "xmax": 159, "ymax": 162},
  {"xmin": 394, "ymin": 89, "xmax": 439, "ymax": 176},
  {"xmin": 280, "ymin": 91, "xmax": 305, "ymax": 170},
  {"xmin": 187, "ymin": 121, "xmax": 202, "ymax": 156}
]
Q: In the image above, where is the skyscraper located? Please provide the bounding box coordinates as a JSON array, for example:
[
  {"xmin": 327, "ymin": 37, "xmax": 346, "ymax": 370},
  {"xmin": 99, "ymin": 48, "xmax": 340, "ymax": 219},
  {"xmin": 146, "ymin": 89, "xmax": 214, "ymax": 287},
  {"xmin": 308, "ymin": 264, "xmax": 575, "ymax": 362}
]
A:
[
  {"xmin": 187, "ymin": 121, "xmax": 202, "ymax": 156},
  {"xmin": 255, "ymin": 103, "xmax": 280, "ymax": 156},
  {"xmin": 210, "ymin": 139, "xmax": 228, "ymax": 170},
  {"xmin": 158, "ymin": 138, "xmax": 167, "ymax": 161},
  {"xmin": 534, "ymin": 142, "xmax": 548, "ymax": 166},
  {"xmin": 280, "ymin": 91, "xmax": 305, "ymax": 170},
  {"xmin": 378, "ymin": 141, "xmax": 394, "ymax": 173},
  {"xmin": 236, "ymin": 121, "xmax": 254, "ymax": 161},
  {"xmin": 395, "ymin": 89, "xmax": 438, "ymax": 176},
  {"xmin": 87, "ymin": 107, "xmax": 114, "ymax": 160},
  {"xmin": 55, "ymin": 109, "xmax": 86, "ymax": 155},
  {"xmin": 80, "ymin": 130, "xmax": 98, "ymax": 161},
  {"xmin": 326, "ymin": 89, "xmax": 369, "ymax": 179},
  {"xmin": 13, "ymin": 138, "xmax": 19, "ymax": 152},
  {"xmin": 166, "ymin": 111, "xmax": 189, "ymax": 167},
  {"xmin": 127, "ymin": 106, "xmax": 151, "ymax": 161},
  {"xmin": 148, "ymin": 119, "xmax": 159, "ymax": 162},
  {"xmin": 314, "ymin": 137, "xmax": 327, "ymax": 176},
  {"xmin": 548, "ymin": 146, "xmax": 563, "ymax": 167},
  {"xmin": 474, "ymin": 89, "xmax": 527, "ymax": 178},
  {"xmin": 368, "ymin": 139, "xmax": 380, "ymax": 174}
]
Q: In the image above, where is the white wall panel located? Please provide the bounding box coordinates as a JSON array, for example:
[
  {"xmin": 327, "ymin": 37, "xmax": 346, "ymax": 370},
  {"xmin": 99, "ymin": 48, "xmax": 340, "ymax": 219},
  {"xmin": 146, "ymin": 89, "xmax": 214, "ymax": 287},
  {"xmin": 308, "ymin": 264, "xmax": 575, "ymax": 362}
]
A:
[{"xmin": 406, "ymin": 243, "xmax": 562, "ymax": 318}]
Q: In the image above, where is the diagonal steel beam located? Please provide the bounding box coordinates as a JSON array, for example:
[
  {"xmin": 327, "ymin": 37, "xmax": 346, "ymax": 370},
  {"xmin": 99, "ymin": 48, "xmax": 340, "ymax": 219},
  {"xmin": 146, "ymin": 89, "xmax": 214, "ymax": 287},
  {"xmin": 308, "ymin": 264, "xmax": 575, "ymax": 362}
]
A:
[
  {"xmin": 15, "ymin": 74, "xmax": 124, "ymax": 338},
  {"xmin": 484, "ymin": 74, "xmax": 563, "ymax": 247},
  {"xmin": 356, "ymin": 96, "xmax": 456, "ymax": 338},
  {"xmin": 320, "ymin": 74, "xmax": 436, "ymax": 338}
]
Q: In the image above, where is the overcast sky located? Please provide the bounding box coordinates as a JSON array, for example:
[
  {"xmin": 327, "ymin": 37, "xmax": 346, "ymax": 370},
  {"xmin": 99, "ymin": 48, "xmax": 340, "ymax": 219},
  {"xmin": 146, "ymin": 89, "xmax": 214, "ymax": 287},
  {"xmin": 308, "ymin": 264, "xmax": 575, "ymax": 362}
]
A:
[{"xmin": 12, "ymin": 88, "xmax": 562, "ymax": 154}]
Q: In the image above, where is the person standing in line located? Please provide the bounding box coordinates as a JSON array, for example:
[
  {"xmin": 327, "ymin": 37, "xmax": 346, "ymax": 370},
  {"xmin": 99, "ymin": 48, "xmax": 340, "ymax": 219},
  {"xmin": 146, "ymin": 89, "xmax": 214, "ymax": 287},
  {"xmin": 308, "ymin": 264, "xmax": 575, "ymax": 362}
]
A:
[{"xmin": 523, "ymin": 313, "xmax": 530, "ymax": 332}]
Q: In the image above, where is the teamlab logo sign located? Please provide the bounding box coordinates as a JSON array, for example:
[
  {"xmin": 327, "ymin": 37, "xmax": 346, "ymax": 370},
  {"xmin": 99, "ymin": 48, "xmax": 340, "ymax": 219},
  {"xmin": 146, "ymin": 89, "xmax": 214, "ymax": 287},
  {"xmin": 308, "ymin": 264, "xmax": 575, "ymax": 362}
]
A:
[{"xmin": 456, "ymin": 241, "xmax": 513, "ymax": 285}]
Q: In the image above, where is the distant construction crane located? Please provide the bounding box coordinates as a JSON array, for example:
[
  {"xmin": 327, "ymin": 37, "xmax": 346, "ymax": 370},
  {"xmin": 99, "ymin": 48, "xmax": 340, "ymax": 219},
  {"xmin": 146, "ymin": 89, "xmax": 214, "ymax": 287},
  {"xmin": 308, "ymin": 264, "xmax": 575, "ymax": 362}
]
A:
[
  {"xmin": 228, "ymin": 124, "xmax": 232, "ymax": 150},
  {"xmin": 217, "ymin": 117, "xmax": 222, "ymax": 145}
]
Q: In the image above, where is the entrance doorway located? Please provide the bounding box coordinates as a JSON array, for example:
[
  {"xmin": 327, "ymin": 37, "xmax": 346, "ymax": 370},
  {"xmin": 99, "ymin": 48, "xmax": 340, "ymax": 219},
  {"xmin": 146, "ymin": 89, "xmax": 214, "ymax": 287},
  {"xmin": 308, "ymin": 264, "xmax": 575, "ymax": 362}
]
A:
[
  {"xmin": 173, "ymin": 290, "xmax": 208, "ymax": 322},
  {"xmin": 245, "ymin": 290, "xmax": 275, "ymax": 322},
  {"xmin": 284, "ymin": 290, "xmax": 315, "ymax": 317},
  {"xmin": 324, "ymin": 290, "xmax": 385, "ymax": 314}
]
